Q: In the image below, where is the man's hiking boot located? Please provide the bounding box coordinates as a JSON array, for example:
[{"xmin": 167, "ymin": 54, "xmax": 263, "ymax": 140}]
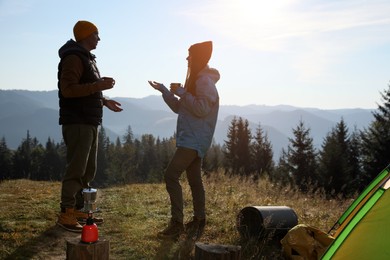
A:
[
  {"xmin": 157, "ymin": 219, "xmax": 184, "ymax": 240},
  {"xmin": 73, "ymin": 209, "xmax": 104, "ymax": 225},
  {"xmin": 185, "ymin": 217, "xmax": 206, "ymax": 240},
  {"xmin": 56, "ymin": 208, "xmax": 83, "ymax": 233}
]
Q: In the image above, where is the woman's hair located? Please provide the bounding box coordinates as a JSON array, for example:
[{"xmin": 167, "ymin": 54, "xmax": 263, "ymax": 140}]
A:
[{"xmin": 184, "ymin": 41, "xmax": 213, "ymax": 95}]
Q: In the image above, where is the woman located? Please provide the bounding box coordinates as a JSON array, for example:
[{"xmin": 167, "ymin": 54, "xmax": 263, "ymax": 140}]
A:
[{"xmin": 148, "ymin": 41, "xmax": 220, "ymax": 240}]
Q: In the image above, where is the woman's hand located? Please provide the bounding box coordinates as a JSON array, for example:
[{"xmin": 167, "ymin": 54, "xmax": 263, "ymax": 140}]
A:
[
  {"xmin": 148, "ymin": 80, "xmax": 164, "ymax": 92},
  {"xmin": 170, "ymin": 83, "xmax": 185, "ymax": 97}
]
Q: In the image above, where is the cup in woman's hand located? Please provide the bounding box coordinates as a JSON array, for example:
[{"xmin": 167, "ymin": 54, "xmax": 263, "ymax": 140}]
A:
[{"xmin": 170, "ymin": 83, "xmax": 181, "ymax": 92}]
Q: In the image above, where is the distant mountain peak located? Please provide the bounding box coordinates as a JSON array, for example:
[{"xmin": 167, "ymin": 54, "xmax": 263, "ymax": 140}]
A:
[{"xmin": 0, "ymin": 90, "xmax": 374, "ymax": 160}]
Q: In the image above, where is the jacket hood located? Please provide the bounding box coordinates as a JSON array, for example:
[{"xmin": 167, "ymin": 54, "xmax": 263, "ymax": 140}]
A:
[
  {"xmin": 199, "ymin": 66, "xmax": 220, "ymax": 84},
  {"xmin": 189, "ymin": 41, "xmax": 213, "ymax": 71},
  {"xmin": 58, "ymin": 39, "xmax": 93, "ymax": 59}
]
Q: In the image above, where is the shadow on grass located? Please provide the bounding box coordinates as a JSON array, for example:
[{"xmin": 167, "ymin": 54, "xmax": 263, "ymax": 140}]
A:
[
  {"xmin": 154, "ymin": 234, "xmax": 197, "ymax": 260},
  {"xmin": 3, "ymin": 225, "xmax": 79, "ymax": 260},
  {"xmin": 238, "ymin": 232, "xmax": 285, "ymax": 259}
]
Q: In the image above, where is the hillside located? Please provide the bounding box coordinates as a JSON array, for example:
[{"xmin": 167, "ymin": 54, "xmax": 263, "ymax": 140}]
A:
[
  {"xmin": 0, "ymin": 90, "xmax": 374, "ymax": 159},
  {"xmin": 0, "ymin": 173, "xmax": 351, "ymax": 259}
]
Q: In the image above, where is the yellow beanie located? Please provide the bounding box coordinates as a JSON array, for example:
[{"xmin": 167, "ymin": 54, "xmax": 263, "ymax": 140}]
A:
[{"xmin": 73, "ymin": 20, "xmax": 98, "ymax": 42}]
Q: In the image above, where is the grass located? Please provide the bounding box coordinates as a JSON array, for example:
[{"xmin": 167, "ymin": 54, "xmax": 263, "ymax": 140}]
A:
[{"xmin": 0, "ymin": 172, "xmax": 351, "ymax": 259}]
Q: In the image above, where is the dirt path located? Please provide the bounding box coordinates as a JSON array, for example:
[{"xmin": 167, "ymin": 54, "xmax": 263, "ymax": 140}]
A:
[{"xmin": 5, "ymin": 224, "xmax": 81, "ymax": 260}]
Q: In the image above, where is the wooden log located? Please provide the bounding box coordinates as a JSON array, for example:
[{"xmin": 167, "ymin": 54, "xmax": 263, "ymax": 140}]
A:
[
  {"xmin": 66, "ymin": 237, "xmax": 109, "ymax": 260},
  {"xmin": 195, "ymin": 242, "xmax": 241, "ymax": 260}
]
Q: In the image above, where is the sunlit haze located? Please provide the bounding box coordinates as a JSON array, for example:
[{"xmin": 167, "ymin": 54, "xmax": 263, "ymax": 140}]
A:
[{"xmin": 1, "ymin": 0, "xmax": 390, "ymax": 109}]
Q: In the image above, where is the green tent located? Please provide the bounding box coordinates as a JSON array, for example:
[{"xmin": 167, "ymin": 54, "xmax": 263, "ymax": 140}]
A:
[{"xmin": 321, "ymin": 165, "xmax": 390, "ymax": 259}]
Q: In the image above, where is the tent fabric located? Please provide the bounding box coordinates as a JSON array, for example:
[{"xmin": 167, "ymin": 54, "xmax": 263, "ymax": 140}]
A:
[
  {"xmin": 330, "ymin": 167, "xmax": 390, "ymax": 237},
  {"xmin": 321, "ymin": 166, "xmax": 390, "ymax": 259},
  {"xmin": 329, "ymin": 188, "xmax": 390, "ymax": 259}
]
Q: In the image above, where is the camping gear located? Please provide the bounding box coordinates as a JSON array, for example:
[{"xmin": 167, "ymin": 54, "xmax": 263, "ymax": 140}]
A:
[
  {"xmin": 237, "ymin": 206, "xmax": 298, "ymax": 239},
  {"xmin": 80, "ymin": 187, "xmax": 99, "ymax": 243},
  {"xmin": 320, "ymin": 165, "xmax": 390, "ymax": 259},
  {"xmin": 81, "ymin": 214, "xmax": 99, "ymax": 243},
  {"xmin": 281, "ymin": 224, "xmax": 334, "ymax": 260},
  {"xmin": 81, "ymin": 187, "xmax": 98, "ymax": 212}
]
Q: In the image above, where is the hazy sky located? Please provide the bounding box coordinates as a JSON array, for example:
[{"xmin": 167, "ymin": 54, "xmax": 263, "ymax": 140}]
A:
[{"xmin": 1, "ymin": 0, "xmax": 390, "ymax": 109}]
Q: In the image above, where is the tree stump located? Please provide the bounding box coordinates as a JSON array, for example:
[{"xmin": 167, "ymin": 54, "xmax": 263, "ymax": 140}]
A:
[
  {"xmin": 195, "ymin": 242, "xmax": 241, "ymax": 260},
  {"xmin": 66, "ymin": 237, "xmax": 109, "ymax": 260}
]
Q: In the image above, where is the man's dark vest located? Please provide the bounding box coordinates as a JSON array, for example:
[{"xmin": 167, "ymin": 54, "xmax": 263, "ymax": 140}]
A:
[{"xmin": 58, "ymin": 48, "xmax": 103, "ymax": 126}]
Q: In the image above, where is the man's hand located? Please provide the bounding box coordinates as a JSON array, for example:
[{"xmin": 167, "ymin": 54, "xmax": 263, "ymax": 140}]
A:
[
  {"xmin": 95, "ymin": 77, "xmax": 116, "ymax": 91},
  {"xmin": 104, "ymin": 99, "xmax": 123, "ymax": 112}
]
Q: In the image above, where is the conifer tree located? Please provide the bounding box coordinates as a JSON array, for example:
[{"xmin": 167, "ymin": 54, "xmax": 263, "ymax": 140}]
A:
[
  {"xmin": 252, "ymin": 123, "xmax": 274, "ymax": 179},
  {"xmin": 236, "ymin": 117, "xmax": 252, "ymax": 175},
  {"xmin": 275, "ymin": 148, "xmax": 294, "ymax": 186},
  {"xmin": 203, "ymin": 140, "xmax": 223, "ymax": 173},
  {"xmin": 346, "ymin": 128, "xmax": 363, "ymax": 194},
  {"xmin": 106, "ymin": 125, "xmax": 136, "ymax": 184},
  {"xmin": 137, "ymin": 134, "xmax": 158, "ymax": 182},
  {"xmin": 120, "ymin": 126, "xmax": 137, "ymax": 183},
  {"xmin": 284, "ymin": 120, "xmax": 318, "ymax": 192},
  {"xmin": 105, "ymin": 137, "xmax": 123, "ymax": 185},
  {"xmin": 29, "ymin": 142, "xmax": 44, "ymax": 180},
  {"xmin": 223, "ymin": 116, "xmax": 238, "ymax": 174},
  {"xmin": 40, "ymin": 137, "xmax": 64, "ymax": 181},
  {"xmin": 0, "ymin": 137, "xmax": 13, "ymax": 180},
  {"xmin": 12, "ymin": 131, "xmax": 34, "ymax": 179},
  {"xmin": 94, "ymin": 126, "xmax": 110, "ymax": 186},
  {"xmin": 223, "ymin": 117, "xmax": 252, "ymax": 176},
  {"xmin": 360, "ymin": 84, "xmax": 390, "ymax": 186},
  {"xmin": 318, "ymin": 119, "xmax": 351, "ymax": 196},
  {"xmin": 152, "ymin": 137, "xmax": 165, "ymax": 182},
  {"xmin": 123, "ymin": 125, "xmax": 134, "ymax": 145},
  {"xmin": 158, "ymin": 136, "xmax": 176, "ymax": 176}
]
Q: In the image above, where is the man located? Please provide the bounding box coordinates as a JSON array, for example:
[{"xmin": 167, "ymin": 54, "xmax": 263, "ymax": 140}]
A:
[{"xmin": 57, "ymin": 20, "xmax": 123, "ymax": 232}]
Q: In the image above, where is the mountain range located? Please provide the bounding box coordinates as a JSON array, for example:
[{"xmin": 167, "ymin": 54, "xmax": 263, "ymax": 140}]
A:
[{"xmin": 0, "ymin": 89, "xmax": 375, "ymax": 159}]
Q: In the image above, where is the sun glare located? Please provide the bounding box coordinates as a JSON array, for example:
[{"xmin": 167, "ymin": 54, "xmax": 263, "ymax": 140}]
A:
[
  {"xmin": 230, "ymin": 0, "xmax": 286, "ymax": 22},
  {"xmin": 209, "ymin": 0, "xmax": 297, "ymax": 51}
]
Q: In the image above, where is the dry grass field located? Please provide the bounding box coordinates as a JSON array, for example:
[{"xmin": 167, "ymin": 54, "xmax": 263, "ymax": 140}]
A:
[{"xmin": 0, "ymin": 172, "xmax": 351, "ymax": 259}]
